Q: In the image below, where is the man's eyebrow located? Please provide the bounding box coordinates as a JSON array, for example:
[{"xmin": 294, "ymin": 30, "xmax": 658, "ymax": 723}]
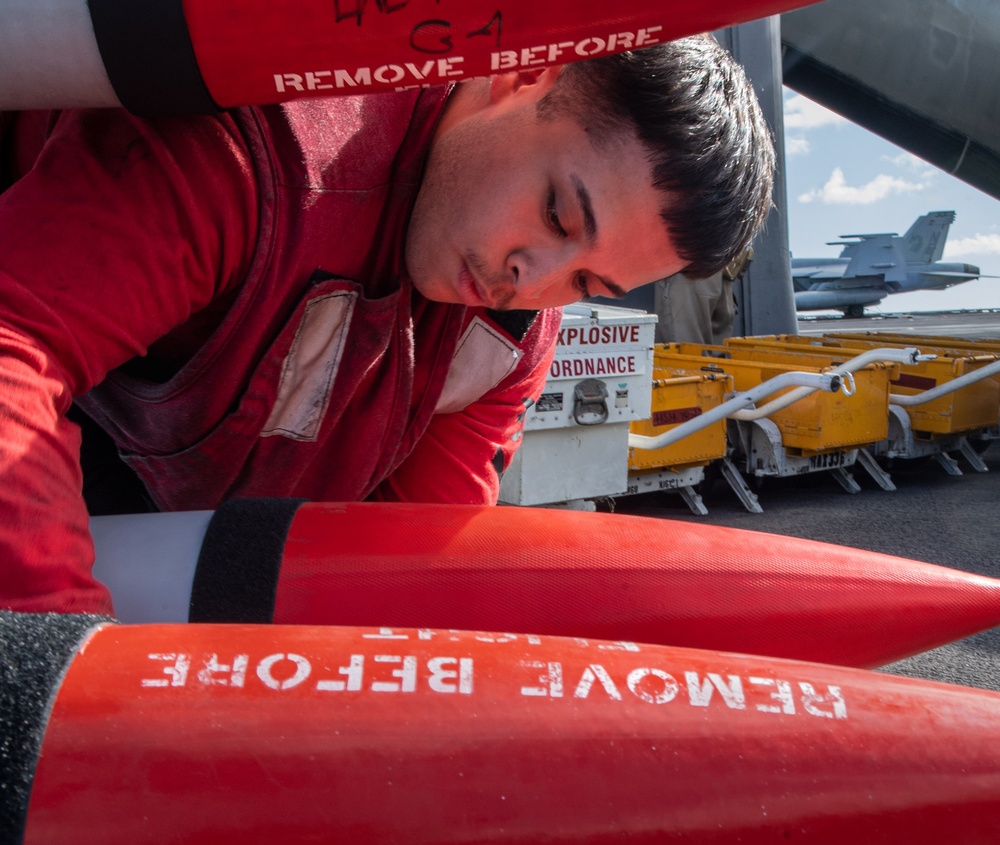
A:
[
  {"xmin": 571, "ymin": 173, "xmax": 597, "ymax": 245},
  {"xmin": 569, "ymin": 173, "xmax": 626, "ymax": 299}
]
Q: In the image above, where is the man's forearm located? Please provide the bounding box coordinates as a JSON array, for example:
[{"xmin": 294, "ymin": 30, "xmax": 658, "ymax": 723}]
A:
[{"xmin": 0, "ymin": 327, "xmax": 111, "ymax": 613}]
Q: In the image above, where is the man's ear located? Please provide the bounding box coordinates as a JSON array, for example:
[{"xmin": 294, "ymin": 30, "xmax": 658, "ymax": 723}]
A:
[{"xmin": 488, "ymin": 65, "xmax": 565, "ymax": 105}]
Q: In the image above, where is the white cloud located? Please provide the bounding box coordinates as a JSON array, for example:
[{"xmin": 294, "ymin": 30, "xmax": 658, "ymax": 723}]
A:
[
  {"xmin": 944, "ymin": 234, "xmax": 1000, "ymax": 258},
  {"xmin": 881, "ymin": 151, "xmax": 929, "ymax": 171},
  {"xmin": 783, "ymin": 94, "xmax": 847, "ymax": 131},
  {"xmin": 798, "ymin": 167, "xmax": 931, "ymax": 205},
  {"xmin": 785, "ymin": 136, "xmax": 811, "ymax": 157}
]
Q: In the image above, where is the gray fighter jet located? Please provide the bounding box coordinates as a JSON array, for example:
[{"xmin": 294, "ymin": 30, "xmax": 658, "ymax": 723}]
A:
[{"xmin": 792, "ymin": 211, "xmax": 989, "ymax": 317}]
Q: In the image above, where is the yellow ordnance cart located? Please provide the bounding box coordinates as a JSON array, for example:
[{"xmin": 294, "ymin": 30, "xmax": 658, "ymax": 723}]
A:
[
  {"xmin": 824, "ymin": 330, "xmax": 1000, "ymax": 429},
  {"xmin": 652, "ymin": 343, "xmax": 894, "ymax": 492},
  {"xmin": 626, "ymin": 367, "xmax": 732, "ymax": 515},
  {"xmin": 731, "ymin": 333, "xmax": 1000, "ymax": 475},
  {"xmin": 737, "ymin": 334, "xmax": 1000, "ymax": 436},
  {"xmin": 662, "ymin": 342, "xmax": 894, "ymax": 450},
  {"xmin": 628, "ymin": 367, "xmax": 731, "ymax": 472},
  {"xmin": 708, "ymin": 341, "xmax": 898, "ymax": 446}
]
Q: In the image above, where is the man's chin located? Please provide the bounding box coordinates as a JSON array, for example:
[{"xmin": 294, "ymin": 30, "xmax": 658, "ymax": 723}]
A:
[{"xmin": 483, "ymin": 296, "xmax": 517, "ymax": 312}]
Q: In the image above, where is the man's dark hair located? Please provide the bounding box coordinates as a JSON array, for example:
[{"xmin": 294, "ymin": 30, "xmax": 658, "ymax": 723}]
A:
[{"xmin": 539, "ymin": 35, "xmax": 775, "ymax": 279}]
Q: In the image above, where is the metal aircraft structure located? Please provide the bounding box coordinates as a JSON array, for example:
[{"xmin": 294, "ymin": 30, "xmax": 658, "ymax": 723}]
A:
[{"xmin": 792, "ymin": 211, "xmax": 989, "ymax": 317}]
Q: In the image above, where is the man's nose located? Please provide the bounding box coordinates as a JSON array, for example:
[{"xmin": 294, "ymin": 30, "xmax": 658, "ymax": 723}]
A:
[{"xmin": 506, "ymin": 244, "xmax": 576, "ymax": 299}]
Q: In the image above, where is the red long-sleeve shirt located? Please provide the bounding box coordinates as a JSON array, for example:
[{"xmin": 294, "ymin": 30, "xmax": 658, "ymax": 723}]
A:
[{"xmin": 0, "ymin": 90, "xmax": 559, "ymax": 614}]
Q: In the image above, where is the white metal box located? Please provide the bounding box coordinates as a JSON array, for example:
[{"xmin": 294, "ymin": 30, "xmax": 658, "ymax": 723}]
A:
[{"xmin": 499, "ymin": 304, "xmax": 656, "ymax": 506}]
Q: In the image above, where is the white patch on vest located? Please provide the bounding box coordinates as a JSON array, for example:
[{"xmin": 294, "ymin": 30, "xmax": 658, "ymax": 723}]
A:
[
  {"xmin": 435, "ymin": 317, "xmax": 522, "ymax": 414},
  {"xmin": 261, "ymin": 291, "xmax": 357, "ymax": 441}
]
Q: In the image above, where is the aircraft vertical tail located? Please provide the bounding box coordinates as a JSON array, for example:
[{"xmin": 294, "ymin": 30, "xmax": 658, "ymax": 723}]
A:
[{"xmin": 902, "ymin": 211, "xmax": 955, "ymax": 264}]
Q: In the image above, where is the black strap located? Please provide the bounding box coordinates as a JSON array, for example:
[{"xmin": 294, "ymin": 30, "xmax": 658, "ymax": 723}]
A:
[
  {"xmin": 87, "ymin": 0, "xmax": 219, "ymax": 115},
  {"xmin": 189, "ymin": 498, "xmax": 306, "ymax": 623}
]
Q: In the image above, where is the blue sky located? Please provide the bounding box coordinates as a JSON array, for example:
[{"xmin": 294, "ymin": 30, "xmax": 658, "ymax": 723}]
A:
[{"xmin": 781, "ymin": 88, "xmax": 1000, "ymax": 314}]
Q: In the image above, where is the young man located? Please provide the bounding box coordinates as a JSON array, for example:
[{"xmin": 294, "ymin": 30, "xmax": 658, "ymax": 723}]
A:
[{"xmin": 0, "ymin": 35, "xmax": 774, "ymax": 614}]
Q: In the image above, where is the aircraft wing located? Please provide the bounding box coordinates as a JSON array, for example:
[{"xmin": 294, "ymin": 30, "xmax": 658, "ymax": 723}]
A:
[
  {"xmin": 792, "ymin": 268, "xmax": 846, "ymax": 280},
  {"xmin": 789, "ymin": 258, "xmax": 849, "ymax": 286},
  {"xmin": 832, "ymin": 233, "xmax": 897, "ymax": 241}
]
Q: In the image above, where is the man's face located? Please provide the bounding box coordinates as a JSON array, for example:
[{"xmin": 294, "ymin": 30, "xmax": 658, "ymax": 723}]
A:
[{"xmin": 405, "ymin": 70, "xmax": 686, "ymax": 311}]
